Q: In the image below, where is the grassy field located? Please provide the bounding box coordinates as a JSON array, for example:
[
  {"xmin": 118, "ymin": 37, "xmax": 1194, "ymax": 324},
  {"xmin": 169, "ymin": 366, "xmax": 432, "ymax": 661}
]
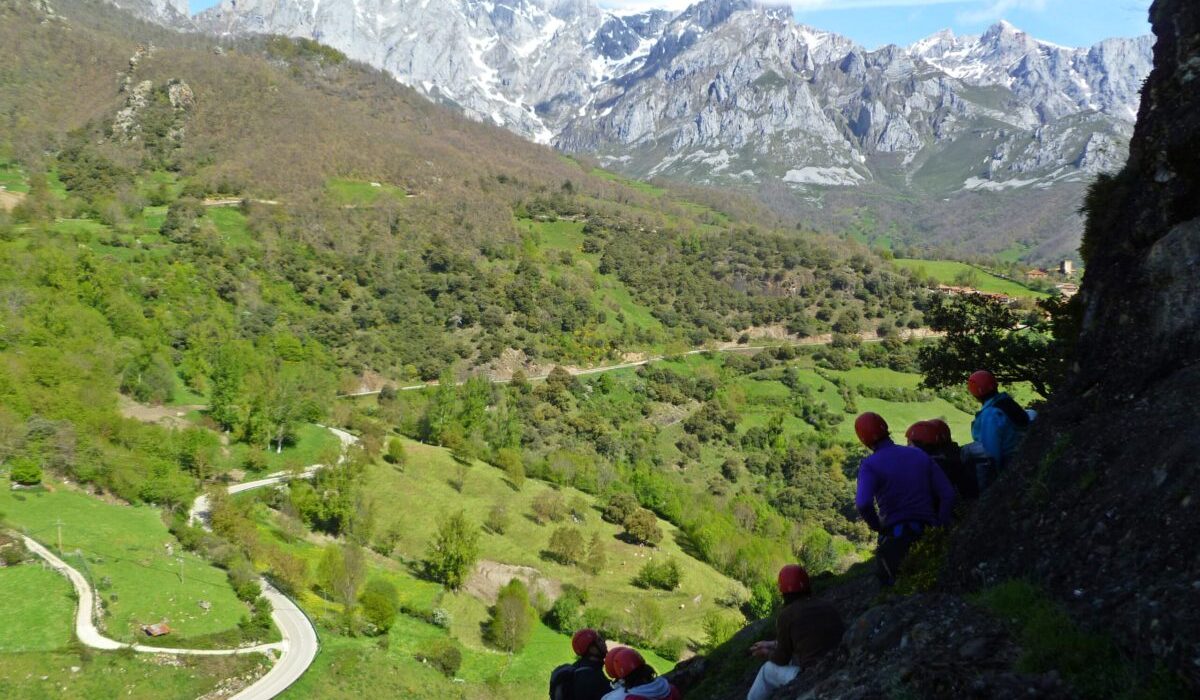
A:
[
  {"xmin": 0, "ymin": 650, "xmax": 267, "ymax": 700},
  {"xmin": 326, "ymin": 178, "xmax": 409, "ymax": 206},
  {"xmin": 365, "ymin": 438, "xmax": 745, "ymax": 644},
  {"xmin": 0, "ymin": 482, "xmax": 248, "ymax": 644},
  {"xmin": 0, "ymin": 159, "xmax": 29, "ymax": 193},
  {"xmin": 589, "ymin": 168, "xmax": 665, "ymax": 196},
  {"xmin": 894, "ymin": 258, "xmax": 1046, "ymax": 298},
  {"xmin": 241, "ymin": 438, "xmax": 687, "ymax": 699},
  {"xmin": 0, "ymin": 564, "xmax": 75, "ymax": 652},
  {"xmin": 225, "ymin": 423, "xmax": 344, "ymax": 474}
]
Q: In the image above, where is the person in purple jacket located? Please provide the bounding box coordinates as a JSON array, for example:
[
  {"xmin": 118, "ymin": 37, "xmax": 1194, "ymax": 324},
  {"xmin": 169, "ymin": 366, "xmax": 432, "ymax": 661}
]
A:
[{"xmin": 853, "ymin": 412, "xmax": 956, "ymax": 586}]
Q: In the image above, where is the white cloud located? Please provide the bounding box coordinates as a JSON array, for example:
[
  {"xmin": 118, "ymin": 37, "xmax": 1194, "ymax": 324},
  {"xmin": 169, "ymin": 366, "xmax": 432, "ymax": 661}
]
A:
[{"xmin": 956, "ymin": 0, "xmax": 1047, "ymax": 23}]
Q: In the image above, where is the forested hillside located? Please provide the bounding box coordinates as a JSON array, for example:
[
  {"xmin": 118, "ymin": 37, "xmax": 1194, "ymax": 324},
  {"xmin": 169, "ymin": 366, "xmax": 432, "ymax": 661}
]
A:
[{"xmin": 0, "ymin": 0, "xmax": 954, "ymax": 696}]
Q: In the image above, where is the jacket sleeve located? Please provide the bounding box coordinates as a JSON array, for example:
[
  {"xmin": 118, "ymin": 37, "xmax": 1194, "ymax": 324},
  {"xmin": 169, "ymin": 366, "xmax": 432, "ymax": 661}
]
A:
[
  {"xmin": 769, "ymin": 608, "xmax": 794, "ymax": 666},
  {"xmin": 977, "ymin": 406, "xmax": 1009, "ymax": 464},
  {"xmin": 928, "ymin": 457, "xmax": 956, "ymax": 525},
  {"xmin": 855, "ymin": 462, "xmax": 882, "ymax": 532}
]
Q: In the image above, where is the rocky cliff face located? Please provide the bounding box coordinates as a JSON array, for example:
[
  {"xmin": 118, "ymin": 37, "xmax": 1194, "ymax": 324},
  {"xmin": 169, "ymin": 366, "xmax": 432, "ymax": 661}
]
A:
[{"xmin": 948, "ymin": 0, "xmax": 1200, "ymax": 689}]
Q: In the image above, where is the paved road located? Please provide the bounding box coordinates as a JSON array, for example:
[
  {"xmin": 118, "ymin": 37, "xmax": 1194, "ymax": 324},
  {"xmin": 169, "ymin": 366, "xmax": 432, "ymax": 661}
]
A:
[{"xmin": 23, "ymin": 424, "xmax": 358, "ymax": 700}]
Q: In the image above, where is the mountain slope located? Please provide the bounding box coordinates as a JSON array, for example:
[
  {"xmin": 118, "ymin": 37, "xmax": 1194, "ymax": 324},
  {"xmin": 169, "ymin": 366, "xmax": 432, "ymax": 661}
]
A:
[{"xmin": 185, "ymin": 0, "xmax": 1152, "ymax": 262}]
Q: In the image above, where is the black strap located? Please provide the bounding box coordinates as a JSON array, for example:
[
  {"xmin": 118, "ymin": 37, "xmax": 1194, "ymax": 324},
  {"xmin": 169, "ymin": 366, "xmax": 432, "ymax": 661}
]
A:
[{"xmin": 993, "ymin": 395, "xmax": 1030, "ymax": 427}]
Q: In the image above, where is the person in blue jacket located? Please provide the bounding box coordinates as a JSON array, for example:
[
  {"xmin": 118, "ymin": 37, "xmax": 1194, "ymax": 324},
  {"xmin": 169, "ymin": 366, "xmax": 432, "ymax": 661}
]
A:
[
  {"xmin": 964, "ymin": 370, "xmax": 1031, "ymax": 490},
  {"xmin": 854, "ymin": 412, "xmax": 956, "ymax": 585}
]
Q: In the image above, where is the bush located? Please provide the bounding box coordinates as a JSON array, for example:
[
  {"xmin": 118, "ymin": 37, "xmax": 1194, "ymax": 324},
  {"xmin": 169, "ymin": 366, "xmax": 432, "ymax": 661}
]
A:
[
  {"xmin": 384, "ymin": 438, "xmax": 406, "ymax": 466},
  {"xmin": 622, "ymin": 508, "xmax": 663, "ymax": 546},
  {"xmin": 632, "ymin": 558, "xmax": 681, "ymax": 591},
  {"xmin": 545, "ymin": 526, "xmax": 586, "ymax": 565},
  {"xmin": 417, "ymin": 639, "xmax": 462, "ymax": 678},
  {"xmin": 8, "ymin": 457, "xmax": 42, "ymax": 486},
  {"xmin": 702, "ymin": 609, "xmax": 743, "ymax": 652},
  {"xmin": 359, "ymin": 578, "xmax": 399, "ymax": 634},
  {"xmin": 544, "ymin": 585, "xmax": 587, "ymax": 633},
  {"xmin": 531, "ymin": 489, "xmax": 567, "ymax": 524},
  {"xmin": 485, "ymin": 502, "xmax": 509, "ymax": 535},
  {"xmin": 654, "ymin": 636, "xmax": 690, "ymax": 662}
]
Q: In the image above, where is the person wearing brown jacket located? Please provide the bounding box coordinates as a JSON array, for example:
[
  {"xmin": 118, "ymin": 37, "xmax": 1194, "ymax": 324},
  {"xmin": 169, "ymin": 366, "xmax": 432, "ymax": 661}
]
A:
[{"xmin": 747, "ymin": 565, "xmax": 845, "ymax": 700}]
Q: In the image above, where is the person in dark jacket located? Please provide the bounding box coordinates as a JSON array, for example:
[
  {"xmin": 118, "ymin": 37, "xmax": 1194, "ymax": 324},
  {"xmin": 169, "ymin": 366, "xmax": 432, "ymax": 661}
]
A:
[
  {"xmin": 747, "ymin": 565, "xmax": 844, "ymax": 700},
  {"xmin": 907, "ymin": 419, "xmax": 976, "ymax": 500},
  {"xmin": 964, "ymin": 370, "xmax": 1031, "ymax": 491},
  {"xmin": 550, "ymin": 629, "xmax": 613, "ymax": 700},
  {"xmin": 854, "ymin": 412, "xmax": 956, "ymax": 585}
]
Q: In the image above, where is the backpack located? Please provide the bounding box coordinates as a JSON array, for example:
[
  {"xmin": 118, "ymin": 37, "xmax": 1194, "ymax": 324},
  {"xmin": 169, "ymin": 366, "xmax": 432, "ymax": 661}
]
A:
[{"xmin": 548, "ymin": 663, "xmax": 577, "ymax": 700}]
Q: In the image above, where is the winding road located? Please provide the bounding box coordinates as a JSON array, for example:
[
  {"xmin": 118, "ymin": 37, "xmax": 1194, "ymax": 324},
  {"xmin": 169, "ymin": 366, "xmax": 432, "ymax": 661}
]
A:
[{"xmin": 22, "ymin": 424, "xmax": 358, "ymax": 700}]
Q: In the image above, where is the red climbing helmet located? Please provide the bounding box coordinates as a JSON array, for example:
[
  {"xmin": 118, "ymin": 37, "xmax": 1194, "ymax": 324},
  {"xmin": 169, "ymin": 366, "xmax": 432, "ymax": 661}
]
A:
[
  {"xmin": 928, "ymin": 418, "xmax": 952, "ymax": 446},
  {"xmin": 967, "ymin": 370, "xmax": 998, "ymax": 399},
  {"xmin": 610, "ymin": 647, "xmax": 646, "ymax": 680},
  {"xmin": 777, "ymin": 564, "xmax": 811, "ymax": 595},
  {"xmin": 604, "ymin": 647, "xmax": 624, "ymax": 679},
  {"xmin": 854, "ymin": 412, "xmax": 889, "ymax": 449},
  {"xmin": 905, "ymin": 421, "xmax": 940, "ymax": 447},
  {"xmin": 572, "ymin": 628, "xmax": 601, "ymax": 657}
]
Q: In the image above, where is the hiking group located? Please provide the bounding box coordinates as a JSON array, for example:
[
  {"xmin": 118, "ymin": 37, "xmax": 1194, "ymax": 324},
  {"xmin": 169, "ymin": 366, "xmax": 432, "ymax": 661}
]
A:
[{"xmin": 550, "ymin": 370, "xmax": 1032, "ymax": 700}]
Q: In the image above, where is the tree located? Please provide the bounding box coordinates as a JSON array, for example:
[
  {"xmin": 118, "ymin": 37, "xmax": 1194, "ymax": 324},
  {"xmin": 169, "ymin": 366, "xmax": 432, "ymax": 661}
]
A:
[
  {"xmin": 531, "ymin": 489, "xmax": 567, "ymax": 524},
  {"xmin": 9, "ymin": 457, "xmax": 43, "ymax": 486},
  {"xmin": 546, "ymin": 526, "xmax": 586, "ymax": 565},
  {"xmin": 623, "ymin": 508, "xmax": 663, "ymax": 546},
  {"xmin": 360, "ymin": 578, "xmax": 399, "ymax": 634},
  {"xmin": 318, "ymin": 543, "xmax": 366, "ymax": 614},
  {"xmin": 702, "ymin": 609, "xmax": 743, "ymax": 652},
  {"xmin": 602, "ymin": 492, "xmax": 639, "ymax": 525},
  {"xmin": 423, "ymin": 511, "xmax": 480, "ymax": 590},
  {"xmin": 917, "ymin": 293, "xmax": 1065, "ymax": 396},
  {"xmin": 486, "ymin": 579, "xmax": 535, "ymax": 652}
]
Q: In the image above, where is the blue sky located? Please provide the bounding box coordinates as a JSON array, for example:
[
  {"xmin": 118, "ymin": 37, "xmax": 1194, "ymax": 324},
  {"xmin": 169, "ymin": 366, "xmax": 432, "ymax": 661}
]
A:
[{"xmin": 188, "ymin": 0, "xmax": 1153, "ymax": 49}]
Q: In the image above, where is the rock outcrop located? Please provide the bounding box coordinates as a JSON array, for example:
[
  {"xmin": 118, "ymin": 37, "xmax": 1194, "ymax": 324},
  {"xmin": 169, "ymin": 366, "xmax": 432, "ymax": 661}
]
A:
[{"xmin": 949, "ymin": 0, "xmax": 1200, "ymax": 689}]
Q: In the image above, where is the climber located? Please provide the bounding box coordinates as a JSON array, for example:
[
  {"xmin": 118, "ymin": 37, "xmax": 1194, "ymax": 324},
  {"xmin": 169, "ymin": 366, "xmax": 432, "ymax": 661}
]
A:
[
  {"xmin": 746, "ymin": 565, "xmax": 845, "ymax": 700},
  {"xmin": 602, "ymin": 648, "xmax": 680, "ymax": 700},
  {"xmin": 855, "ymin": 412, "xmax": 956, "ymax": 585},
  {"xmin": 962, "ymin": 370, "xmax": 1031, "ymax": 491},
  {"xmin": 906, "ymin": 419, "xmax": 976, "ymax": 500},
  {"xmin": 550, "ymin": 629, "xmax": 614, "ymax": 700}
]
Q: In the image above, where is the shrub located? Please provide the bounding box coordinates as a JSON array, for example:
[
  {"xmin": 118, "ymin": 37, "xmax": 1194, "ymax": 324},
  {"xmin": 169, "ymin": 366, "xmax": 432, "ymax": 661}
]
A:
[
  {"xmin": 583, "ymin": 532, "xmax": 607, "ymax": 575},
  {"xmin": 485, "ymin": 502, "xmax": 509, "ymax": 535},
  {"xmin": 622, "ymin": 508, "xmax": 663, "ymax": 546},
  {"xmin": 384, "ymin": 438, "xmax": 406, "ymax": 466},
  {"xmin": 545, "ymin": 526, "xmax": 586, "ymax": 565},
  {"xmin": 702, "ymin": 609, "xmax": 743, "ymax": 652},
  {"xmin": 359, "ymin": 578, "xmax": 399, "ymax": 634},
  {"xmin": 531, "ymin": 489, "xmax": 567, "ymax": 524},
  {"xmin": 9, "ymin": 456, "xmax": 42, "ymax": 486},
  {"xmin": 544, "ymin": 585, "xmax": 587, "ymax": 633},
  {"xmin": 655, "ymin": 636, "xmax": 690, "ymax": 662},
  {"xmin": 632, "ymin": 558, "xmax": 681, "ymax": 591},
  {"xmin": 417, "ymin": 639, "xmax": 462, "ymax": 678}
]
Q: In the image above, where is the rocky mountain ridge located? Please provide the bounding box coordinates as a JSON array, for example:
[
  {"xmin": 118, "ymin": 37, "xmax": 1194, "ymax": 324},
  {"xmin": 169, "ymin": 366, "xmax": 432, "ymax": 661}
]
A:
[{"xmin": 188, "ymin": 0, "xmax": 1150, "ymax": 191}]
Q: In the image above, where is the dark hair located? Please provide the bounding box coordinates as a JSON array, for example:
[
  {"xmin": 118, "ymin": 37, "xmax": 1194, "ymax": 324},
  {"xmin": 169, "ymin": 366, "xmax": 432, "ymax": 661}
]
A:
[
  {"xmin": 782, "ymin": 591, "xmax": 810, "ymax": 605},
  {"xmin": 624, "ymin": 663, "xmax": 657, "ymax": 688}
]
